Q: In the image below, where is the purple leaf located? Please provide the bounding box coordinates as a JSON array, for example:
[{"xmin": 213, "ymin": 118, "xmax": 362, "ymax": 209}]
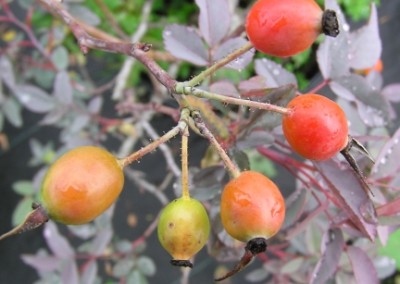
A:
[
  {"xmin": 60, "ymin": 259, "xmax": 80, "ymax": 284},
  {"xmin": 314, "ymin": 159, "xmax": 377, "ymax": 240},
  {"xmin": 43, "ymin": 222, "xmax": 75, "ymax": 258},
  {"xmin": 317, "ymin": 33, "xmax": 350, "ymax": 79},
  {"xmin": 255, "ymin": 58, "xmax": 297, "ymax": 87},
  {"xmin": 3, "ymin": 98, "xmax": 23, "ymax": 127},
  {"xmin": 69, "ymin": 114, "xmax": 90, "ymax": 133},
  {"xmin": 214, "ymin": 37, "xmax": 254, "ymax": 70},
  {"xmin": 317, "ymin": 0, "xmax": 350, "ymax": 80},
  {"xmin": 195, "ymin": 0, "xmax": 230, "ymax": 46},
  {"xmin": 190, "ymin": 166, "xmax": 227, "ymax": 201},
  {"xmin": 282, "ymin": 188, "xmax": 308, "ymax": 230},
  {"xmin": 163, "ymin": 24, "xmax": 208, "ymax": 66},
  {"xmin": 0, "ymin": 56, "xmax": 16, "ymax": 89},
  {"xmin": 371, "ymin": 128, "xmax": 400, "ymax": 179},
  {"xmin": 349, "ymin": 5, "xmax": 381, "ymax": 70},
  {"xmin": 54, "ymin": 71, "xmax": 73, "ymax": 105},
  {"xmin": 88, "ymin": 228, "xmax": 113, "ymax": 255},
  {"xmin": 381, "ymin": 83, "xmax": 400, "ymax": 102},
  {"xmin": 88, "ymin": 96, "xmax": 103, "ymax": 114},
  {"xmin": 347, "ymin": 246, "xmax": 379, "ymax": 284},
  {"xmin": 40, "ymin": 106, "xmax": 68, "ymax": 125},
  {"xmin": 80, "ymin": 261, "xmax": 98, "ymax": 284},
  {"xmin": 21, "ymin": 253, "xmax": 61, "ymax": 272},
  {"xmin": 310, "ymin": 228, "xmax": 344, "ymax": 284},
  {"xmin": 209, "ymin": 80, "xmax": 239, "ymax": 98},
  {"xmin": 330, "ymin": 74, "xmax": 390, "ymax": 126},
  {"xmin": 14, "ymin": 84, "xmax": 56, "ymax": 113},
  {"xmin": 238, "ymin": 76, "xmax": 268, "ymax": 97}
]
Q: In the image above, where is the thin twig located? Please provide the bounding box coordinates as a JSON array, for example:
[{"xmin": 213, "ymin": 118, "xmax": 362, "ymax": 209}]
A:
[
  {"xmin": 142, "ymin": 120, "xmax": 181, "ymax": 177},
  {"xmin": 112, "ymin": 0, "xmax": 154, "ymax": 99},
  {"xmin": 191, "ymin": 110, "xmax": 241, "ymax": 178},
  {"xmin": 124, "ymin": 168, "xmax": 169, "ymax": 205}
]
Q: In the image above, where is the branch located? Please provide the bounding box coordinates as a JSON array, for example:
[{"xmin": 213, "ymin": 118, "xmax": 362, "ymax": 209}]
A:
[{"xmin": 37, "ymin": 0, "xmax": 177, "ymax": 91}]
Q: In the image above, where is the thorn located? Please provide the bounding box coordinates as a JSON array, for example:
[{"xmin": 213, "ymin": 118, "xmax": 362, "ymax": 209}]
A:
[{"xmin": 340, "ymin": 136, "xmax": 374, "ymax": 197}]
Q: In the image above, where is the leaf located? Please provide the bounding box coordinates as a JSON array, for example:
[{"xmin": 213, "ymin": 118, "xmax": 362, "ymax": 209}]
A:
[
  {"xmin": 255, "ymin": 58, "xmax": 297, "ymax": 87},
  {"xmin": 381, "ymin": 83, "xmax": 400, "ymax": 103},
  {"xmin": 371, "ymin": 127, "xmax": 400, "ymax": 179},
  {"xmin": 163, "ymin": 24, "xmax": 208, "ymax": 66},
  {"xmin": 243, "ymin": 84, "xmax": 296, "ymax": 133},
  {"xmin": 214, "ymin": 37, "xmax": 254, "ymax": 70},
  {"xmin": 60, "ymin": 259, "xmax": 79, "ymax": 284},
  {"xmin": 238, "ymin": 76, "xmax": 268, "ymax": 98},
  {"xmin": 69, "ymin": 4, "xmax": 100, "ymax": 26},
  {"xmin": 14, "ymin": 84, "xmax": 56, "ymax": 113},
  {"xmin": 330, "ymin": 74, "xmax": 390, "ymax": 127},
  {"xmin": 40, "ymin": 106, "xmax": 68, "ymax": 125},
  {"xmin": 137, "ymin": 256, "xmax": 156, "ymax": 276},
  {"xmin": 310, "ymin": 228, "xmax": 344, "ymax": 284},
  {"xmin": 127, "ymin": 269, "xmax": 149, "ymax": 284},
  {"xmin": 80, "ymin": 261, "xmax": 98, "ymax": 284},
  {"xmin": 195, "ymin": 0, "xmax": 230, "ymax": 46},
  {"xmin": 0, "ymin": 56, "xmax": 16, "ymax": 89},
  {"xmin": 67, "ymin": 224, "xmax": 96, "ymax": 239},
  {"xmin": 54, "ymin": 71, "xmax": 73, "ymax": 105},
  {"xmin": 229, "ymin": 148, "xmax": 250, "ymax": 172},
  {"xmin": 281, "ymin": 258, "xmax": 304, "ymax": 274},
  {"xmin": 348, "ymin": 5, "xmax": 381, "ymax": 70},
  {"xmin": 43, "ymin": 222, "xmax": 75, "ymax": 258},
  {"xmin": 237, "ymin": 130, "xmax": 275, "ymax": 151},
  {"xmin": 21, "ymin": 252, "xmax": 61, "ymax": 272},
  {"xmin": 69, "ymin": 114, "xmax": 90, "ymax": 133},
  {"xmin": 347, "ymin": 246, "xmax": 379, "ymax": 284},
  {"xmin": 314, "ymin": 159, "xmax": 377, "ymax": 241},
  {"xmin": 209, "ymin": 80, "xmax": 239, "ymax": 98},
  {"xmin": 244, "ymin": 267, "xmax": 269, "ymax": 282},
  {"xmin": 51, "ymin": 46, "xmax": 69, "ymax": 70},
  {"xmin": 12, "ymin": 197, "xmax": 34, "ymax": 227},
  {"xmin": 88, "ymin": 96, "xmax": 103, "ymax": 114},
  {"xmin": 113, "ymin": 258, "xmax": 135, "ymax": 277},
  {"xmin": 317, "ymin": 32, "xmax": 351, "ymax": 79},
  {"xmin": 87, "ymin": 228, "xmax": 113, "ymax": 255},
  {"xmin": 281, "ymin": 188, "xmax": 308, "ymax": 230},
  {"xmin": 3, "ymin": 98, "xmax": 23, "ymax": 127},
  {"xmin": 12, "ymin": 180, "xmax": 35, "ymax": 196},
  {"xmin": 190, "ymin": 166, "xmax": 227, "ymax": 201},
  {"xmin": 374, "ymin": 256, "xmax": 397, "ymax": 279}
]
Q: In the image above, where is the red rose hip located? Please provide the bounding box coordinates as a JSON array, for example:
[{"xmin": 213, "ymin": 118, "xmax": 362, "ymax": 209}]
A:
[
  {"xmin": 282, "ymin": 94, "xmax": 349, "ymax": 161},
  {"xmin": 246, "ymin": 0, "xmax": 339, "ymax": 57}
]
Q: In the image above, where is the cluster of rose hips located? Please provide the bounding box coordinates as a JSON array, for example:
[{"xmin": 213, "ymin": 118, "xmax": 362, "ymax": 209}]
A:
[{"xmin": 1, "ymin": 0, "xmax": 370, "ymax": 281}]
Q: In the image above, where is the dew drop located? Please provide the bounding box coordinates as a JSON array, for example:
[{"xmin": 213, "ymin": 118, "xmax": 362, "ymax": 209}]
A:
[
  {"xmin": 394, "ymin": 138, "xmax": 399, "ymax": 144},
  {"xmin": 343, "ymin": 23, "xmax": 350, "ymax": 32},
  {"xmin": 272, "ymin": 69, "xmax": 280, "ymax": 75},
  {"xmin": 380, "ymin": 157, "xmax": 386, "ymax": 164},
  {"xmin": 164, "ymin": 30, "xmax": 172, "ymax": 37}
]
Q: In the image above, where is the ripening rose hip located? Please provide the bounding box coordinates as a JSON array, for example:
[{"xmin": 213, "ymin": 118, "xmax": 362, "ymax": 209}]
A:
[
  {"xmin": 246, "ymin": 0, "xmax": 339, "ymax": 57},
  {"xmin": 282, "ymin": 94, "xmax": 349, "ymax": 161},
  {"xmin": 158, "ymin": 197, "xmax": 210, "ymax": 268},
  {"xmin": 41, "ymin": 146, "xmax": 124, "ymax": 225},
  {"xmin": 216, "ymin": 171, "xmax": 285, "ymax": 281},
  {"xmin": 220, "ymin": 171, "xmax": 285, "ymax": 242}
]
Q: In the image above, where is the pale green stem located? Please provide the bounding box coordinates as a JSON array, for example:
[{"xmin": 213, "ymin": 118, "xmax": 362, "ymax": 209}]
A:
[
  {"xmin": 191, "ymin": 111, "xmax": 241, "ymax": 179},
  {"xmin": 181, "ymin": 126, "xmax": 190, "ymax": 200},
  {"xmin": 184, "ymin": 87, "xmax": 290, "ymax": 115},
  {"xmin": 119, "ymin": 108, "xmax": 190, "ymax": 167},
  {"xmin": 175, "ymin": 41, "xmax": 254, "ymax": 92}
]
